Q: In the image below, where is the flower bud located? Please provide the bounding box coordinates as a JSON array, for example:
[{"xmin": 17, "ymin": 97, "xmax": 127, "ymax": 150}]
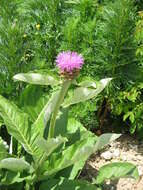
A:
[{"xmin": 56, "ymin": 51, "xmax": 84, "ymax": 79}]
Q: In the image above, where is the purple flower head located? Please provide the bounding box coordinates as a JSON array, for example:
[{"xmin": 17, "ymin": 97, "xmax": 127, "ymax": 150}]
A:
[{"xmin": 56, "ymin": 51, "xmax": 84, "ymax": 76}]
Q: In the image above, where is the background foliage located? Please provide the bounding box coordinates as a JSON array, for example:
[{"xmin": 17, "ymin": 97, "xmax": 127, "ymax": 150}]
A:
[{"xmin": 0, "ymin": 0, "xmax": 143, "ymax": 136}]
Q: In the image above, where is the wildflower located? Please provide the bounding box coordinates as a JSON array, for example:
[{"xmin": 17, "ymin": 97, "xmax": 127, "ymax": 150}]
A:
[
  {"xmin": 23, "ymin": 34, "xmax": 27, "ymax": 38},
  {"xmin": 56, "ymin": 51, "xmax": 84, "ymax": 79},
  {"xmin": 36, "ymin": 24, "xmax": 40, "ymax": 30}
]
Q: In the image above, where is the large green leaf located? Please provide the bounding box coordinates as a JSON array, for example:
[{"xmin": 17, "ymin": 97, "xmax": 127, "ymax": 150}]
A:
[
  {"xmin": 63, "ymin": 78, "xmax": 112, "ymax": 107},
  {"xmin": 52, "ymin": 107, "xmax": 69, "ymax": 137},
  {"xmin": 40, "ymin": 178, "xmax": 100, "ymax": 190},
  {"xmin": 0, "ymin": 171, "xmax": 31, "ymax": 185},
  {"xmin": 43, "ymin": 91, "xmax": 70, "ymax": 139},
  {"xmin": 41, "ymin": 136, "xmax": 96, "ymax": 178},
  {"xmin": 44, "ymin": 91, "xmax": 60, "ymax": 129},
  {"xmin": 95, "ymin": 162, "xmax": 140, "ymax": 184},
  {"xmin": 0, "ymin": 95, "xmax": 40, "ymax": 157},
  {"xmin": 0, "ymin": 93, "xmax": 60, "ymax": 163},
  {"xmin": 36, "ymin": 136, "xmax": 67, "ymax": 166},
  {"xmin": 56, "ymin": 118, "xmax": 97, "ymax": 180},
  {"xmin": 55, "ymin": 159, "xmax": 87, "ymax": 180},
  {"xmin": 67, "ymin": 118, "xmax": 87, "ymax": 133},
  {"xmin": 66, "ymin": 118, "xmax": 97, "ymax": 151},
  {"xmin": 63, "ymin": 133, "xmax": 120, "ymax": 180},
  {"xmin": 0, "ymin": 137, "xmax": 8, "ymax": 161},
  {"xmin": 20, "ymin": 85, "xmax": 49, "ymax": 122},
  {"xmin": 13, "ymin": 73, "xmax": 59, "ymax": 86},
  {"xmin": 0, "ymin": 171, "xmax": 22, "ymax": 185},
  {"xmin": 78, "ymin": 80, "xmax": 97, "ymax": 88},
  {"xmin": 32, "ymin": 90, "xmax": 60, "ymax": 137},
  {"xmin": 94, "ymin": 133, "xmax": 121, "ymax": 152},
  {"xmin": 0, "ymin": 158, "xmax": 30, "ymax": 172}
]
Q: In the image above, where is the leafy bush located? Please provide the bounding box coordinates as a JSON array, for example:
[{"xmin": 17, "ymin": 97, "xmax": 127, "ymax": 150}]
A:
[
  {"xmin": 110, "ymin": 84, "xmax": 143, "ymax": 135},
  {"xmin": 108, "ymin": 7, "xmax": 143, "ymax": 136},
  {"xmin": 69, "ymin": 99, "xmax": 99, "ymax": 130},
  {"xmin": 94, "ymin": 0, "xmax": 138, "ymax": 81},
  {"xmin": 85, "ymin": 0, "xmax": 143, "ymax": 135}
]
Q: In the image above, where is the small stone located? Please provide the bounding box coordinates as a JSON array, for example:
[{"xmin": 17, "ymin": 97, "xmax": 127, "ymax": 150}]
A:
[
  {"xmin": 112, "ymin": 149, "xmax": 120, "ymax": 157},
  {"xmin": 138, "ymin": 166, "xmax": 143, "ymax": 176},
  {"xmin": 106, "ymin": 180, "xmax": 110, "ymax": 185},
  {"xmin": 136, "ymin": 155, "xmax": 143, "ymax": 161},
  {"xmin": 128, "ymin": 144, "xmax": 138, "ymax": 151},
  {"xmin": 121, "ymin": 155, "xmax": 127, "ymax": 161},
  {"xmin": 101, "ymin": 151, "xmax": 113, "ymax": 160}
]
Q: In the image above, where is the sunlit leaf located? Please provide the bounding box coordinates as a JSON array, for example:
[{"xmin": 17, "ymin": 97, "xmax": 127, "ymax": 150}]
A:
[
  {"xmin": 32, "ymin": 90, "xmax": 60, "ymax": 137},
  {"xmin": 78, "ymin": 80, "xmax": 97, "ymax": 88},
  {"xmin": 40, "ymin": 178, "xmax": 99, "ymax": 190},
  {"xmin": 44, "ymin": 91, "xmax": 60, "ymax": 128},
  {"xmin": 0, "ymin": 95, "xmax": 41, "ymax": 159},
  {"xmin": 42, "ymin": 137, "xmax": 96, "ymax": 178},
  {"xmin": 20, "ymin": 85, "xmax": 49, "ymax": 122},
  {"xmin": 13, "ymin": 73, "xmax": 59, "ymax": 86},
  {"xmin": 56, "ymin": 118, "xmax": 97, "ymax": 180},
  {"xmin": 94, "ymin": 133, "xmax": 121, "ymax": 152},
  {"xmin": 63, "ymin": 78, "xmax": 112, "ymax": 106},
  {"xmin": 36, "ymin": 136, "xmax": 67, "ymax": 165},
  {"xmin": 95, "ymin": 162, "xmax": 139, "ymax": 184},
  {"xmin": 0, "ymin": 158, "xmax": 30, "ymax": 172}
]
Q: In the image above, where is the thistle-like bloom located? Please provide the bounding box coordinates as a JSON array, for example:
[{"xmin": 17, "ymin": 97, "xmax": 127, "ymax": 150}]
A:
[{"xmin": 56, "ymin": 51, "xmax": 84, "ymax": 78}]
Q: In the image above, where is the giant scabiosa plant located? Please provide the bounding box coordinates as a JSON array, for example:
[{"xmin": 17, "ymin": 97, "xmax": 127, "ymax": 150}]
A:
[{"xmin": 0, "ymin": 51, "xmax": 139, "ymax": 189}]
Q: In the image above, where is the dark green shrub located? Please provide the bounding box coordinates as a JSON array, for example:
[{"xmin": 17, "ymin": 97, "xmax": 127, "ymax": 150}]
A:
[
  {"xmin": 0, "ymin": 0, "xmax": 35, "ymax": 98},
  {"xmin": 90, "ymin": 0, "xmax": 143, "ymax": 135}
]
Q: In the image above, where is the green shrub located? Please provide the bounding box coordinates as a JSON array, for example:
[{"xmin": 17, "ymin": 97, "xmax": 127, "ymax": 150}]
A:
[
  {"xmin": 90, "ymin": 0, "xmax": 143, "ymax": 135},
  {"xmin": 0, "ymin": 0, "xmax": 36, "ymax": 98},
  {"xmin": 109, "ymin": 9, "xmax": 143, "ymax": 137}
]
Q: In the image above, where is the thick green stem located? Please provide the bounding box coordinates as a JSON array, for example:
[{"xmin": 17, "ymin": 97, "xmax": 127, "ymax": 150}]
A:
[
  {"xmin": 48, "ymin": 80, "xmax": 71, "ymax": 138},
  {"xmin": 25, "ymin": 183, "xmax": 33, "ymax": 190}
]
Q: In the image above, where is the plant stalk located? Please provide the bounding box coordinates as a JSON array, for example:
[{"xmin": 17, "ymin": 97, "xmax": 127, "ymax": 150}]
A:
[{"xmin": 48, "ymin": 79, "xmax": 71, "ymax": 138}]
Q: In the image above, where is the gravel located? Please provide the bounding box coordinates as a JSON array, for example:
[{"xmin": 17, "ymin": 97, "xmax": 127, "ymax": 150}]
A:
[{"xmin": 80, "ymin": 135, "xmax": 143, "ymax": 190}]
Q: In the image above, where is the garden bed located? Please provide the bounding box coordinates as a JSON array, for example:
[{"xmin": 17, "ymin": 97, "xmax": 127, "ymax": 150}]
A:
[{"xmin": 81, "ymin": 135, "xmax": 143, "ymax": 190}]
